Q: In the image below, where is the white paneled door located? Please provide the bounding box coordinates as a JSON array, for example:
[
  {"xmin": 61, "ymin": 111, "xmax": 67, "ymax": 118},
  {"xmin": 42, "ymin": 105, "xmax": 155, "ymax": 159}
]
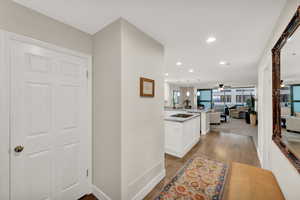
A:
[{"xmin": 9, "ymin": 38, "xmax": 90, "ymax": 200}]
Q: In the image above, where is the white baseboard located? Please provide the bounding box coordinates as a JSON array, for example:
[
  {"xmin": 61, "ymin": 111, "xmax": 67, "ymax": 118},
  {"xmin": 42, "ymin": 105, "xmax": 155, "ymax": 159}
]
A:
[
  {"xmin": 92, "ymin": 168, "xmax": 165, "ymax": 200},
  {"xmin": 166, "ymin": 138, "xmax": 199, "ymax": 158},
  {"xmin": 165, "ymin": 147, "xmax": 181, "ymax": 157},
  {"xmin": 256, "ymin": 147, "xmax": 263, "ymax": 167},
  {"xmin": 92, "ymin": 185, "xmax": 111, "ymax": 200},
  {"xmin": 131, "ymin": 169, "xmax": 166, "ymax": 200}
]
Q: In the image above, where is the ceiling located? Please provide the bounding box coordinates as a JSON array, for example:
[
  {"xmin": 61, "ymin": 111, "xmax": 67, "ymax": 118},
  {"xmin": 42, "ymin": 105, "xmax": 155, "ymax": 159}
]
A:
[{"xmin": 13, "ymin": 0, "xmax": 286, "ymax": 87}]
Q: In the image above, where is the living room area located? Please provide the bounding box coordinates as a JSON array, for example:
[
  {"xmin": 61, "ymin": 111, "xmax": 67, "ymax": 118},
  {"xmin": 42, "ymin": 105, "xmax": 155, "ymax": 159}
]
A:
[
  {"xmin": 165, "ymin": 84, "xmax": 258, "ymax": 144},
  {"xmin": 209, "ymin": 87, "xmax": 258, "ymax": 147}
]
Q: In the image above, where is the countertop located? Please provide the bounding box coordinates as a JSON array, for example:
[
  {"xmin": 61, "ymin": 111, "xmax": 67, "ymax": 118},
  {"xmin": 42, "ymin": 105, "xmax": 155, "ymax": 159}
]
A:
[
  {"xmin": 185, "ymin": 109, "xmax": 211, "ymax": 113},
  {"xmin": 164, "ymin": 112, "xmax": 201, "ymax": 122},
  {"xmin": 164, "ymin": 108, "xmax": 210, "ymax": 113}
]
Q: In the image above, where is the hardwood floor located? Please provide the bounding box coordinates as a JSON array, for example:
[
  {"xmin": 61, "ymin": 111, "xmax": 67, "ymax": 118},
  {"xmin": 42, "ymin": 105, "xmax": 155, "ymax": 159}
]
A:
[
  {"xmin": 81, "ymin": 121, "xmax": 260, "ymax": 200},
  {"xmin": 211, "ymin": 118, "xmax": 258, "ymax": 147},
  {"xmin": 144, "ymin": 130, "xmax": 260, "ymax": 199}
]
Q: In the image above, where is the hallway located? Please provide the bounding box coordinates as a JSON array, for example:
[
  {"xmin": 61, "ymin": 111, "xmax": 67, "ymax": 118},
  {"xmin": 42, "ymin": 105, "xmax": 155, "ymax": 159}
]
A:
[
  {"xmin": 144, "ymin": 131, "xmax": 260, "ymax": 199},
  {"xmin": 80, "ymin": 130, "xmax": 260, "ymax": 200},
  {"xmin": 2, "ymin": 0, "xmax": 297, "ymax": 199}
]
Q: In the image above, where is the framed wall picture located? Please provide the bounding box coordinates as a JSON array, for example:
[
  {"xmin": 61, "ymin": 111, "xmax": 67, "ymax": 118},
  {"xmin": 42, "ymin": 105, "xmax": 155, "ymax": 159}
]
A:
[{"xmin": 140, "ymin": 77, "xmax": 155, "ymax": 97}]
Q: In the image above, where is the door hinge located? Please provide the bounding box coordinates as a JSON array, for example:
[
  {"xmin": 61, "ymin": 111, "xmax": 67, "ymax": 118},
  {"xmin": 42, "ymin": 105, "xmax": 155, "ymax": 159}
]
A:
[{"xmin": 86, "ymin": 169, "xmax": 89, "ymax": 177}]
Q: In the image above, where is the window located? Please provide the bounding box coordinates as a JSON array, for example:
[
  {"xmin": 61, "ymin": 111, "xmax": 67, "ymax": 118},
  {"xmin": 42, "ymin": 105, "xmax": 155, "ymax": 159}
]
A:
[
  {"xmin": 236, "ymin": 95, "xmax": 243, "ymax": 103},
  {"xmin": 199, "ymin": 87, "xmax": 256, "ymax": 109},
  {"xmin": 244, "ymin": 95, "xmax": 251, "ymax": 103},
  {"xmin": 173, "ymin": 90, "xmax": 180, "ymax": 104},
  {"xmin": 197, "ymin": 89, "xmax": 212, "ymax": 109},
  {"xmin": 236, "ymin": 95, "xmax": 251, "ymax": 103},
  {"xmin": 280, "ymin": 94, "xmax": 289, "ymax": 103},
  {"xmin": 291, "ymin": 85, "xmax": 300, "ymax": 114},
  {"xmin": 220, "ymin": 95, "xmax": 225, "ymax": 102},
  {"xmin": 220, "ymin": 95, "xmax": 231, "ymax": 103}
]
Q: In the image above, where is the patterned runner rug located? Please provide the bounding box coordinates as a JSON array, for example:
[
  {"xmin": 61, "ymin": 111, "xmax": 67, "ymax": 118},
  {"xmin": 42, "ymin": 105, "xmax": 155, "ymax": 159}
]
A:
[{"xmin": 155, "ymin": 156, "xmax": 228, "ymax": 200}]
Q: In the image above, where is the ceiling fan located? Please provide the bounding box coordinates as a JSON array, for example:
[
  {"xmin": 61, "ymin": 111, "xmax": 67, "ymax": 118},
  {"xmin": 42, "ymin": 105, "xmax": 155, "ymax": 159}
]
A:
[{"xmin": 213, "ymin": 83, "xmax": 232, "ymax": 91}]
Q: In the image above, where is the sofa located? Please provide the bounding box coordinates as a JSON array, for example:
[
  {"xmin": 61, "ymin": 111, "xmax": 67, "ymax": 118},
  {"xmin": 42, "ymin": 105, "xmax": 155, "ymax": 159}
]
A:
[
  {"xmin": 209, "ymin": 111, "xmax": 221, "ymax": 125},
  {"xmin": 229, "ymin": 106, "xmax": 248, "ymax": 119},
  {"xmin": 286, "ymin": 116, "xmax": 300, "ymax": 133},
  {"xmin": 213, "ymin": 105, "xmax": 225, "ymax": 113}
]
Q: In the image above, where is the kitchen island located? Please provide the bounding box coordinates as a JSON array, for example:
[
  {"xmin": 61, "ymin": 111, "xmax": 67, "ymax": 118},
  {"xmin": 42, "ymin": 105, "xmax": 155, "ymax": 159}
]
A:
[
  {"xmin": 165, "ymin": 108, "xmax": 211, "ymax": 135},
  {"xmin": 185, "ymin": 109, "xmax": 210, "ymax": 135},
  {"xmin": 164, "ymin": 112, "xmax": 201, "ymax": 158}
]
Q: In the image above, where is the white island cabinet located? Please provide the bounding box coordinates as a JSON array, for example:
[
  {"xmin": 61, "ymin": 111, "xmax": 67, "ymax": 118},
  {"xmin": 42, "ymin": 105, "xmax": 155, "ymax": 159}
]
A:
[
  {"xmin": 200, "ymin": 111, "xmax": 210, "ymax": 134},
  {"xmin": 164, "ymin": 113, "xmax": 200, "ymax": 158},
  {"xmin": 185, "ymin": 109, "xmax": 210, "ymax": 135}
]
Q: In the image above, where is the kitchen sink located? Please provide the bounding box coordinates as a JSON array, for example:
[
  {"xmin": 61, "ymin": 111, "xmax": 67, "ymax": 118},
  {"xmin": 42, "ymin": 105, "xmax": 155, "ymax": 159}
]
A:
[{"xmin": 170, "ymin": 114, "xmax": 193, "ymax": 118}]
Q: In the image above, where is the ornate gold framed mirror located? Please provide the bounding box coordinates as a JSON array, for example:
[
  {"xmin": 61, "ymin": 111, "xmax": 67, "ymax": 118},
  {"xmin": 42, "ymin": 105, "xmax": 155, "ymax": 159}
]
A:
[{"xmin": 272, "ymin": 6, "xmax": 300, "ymax": 173}]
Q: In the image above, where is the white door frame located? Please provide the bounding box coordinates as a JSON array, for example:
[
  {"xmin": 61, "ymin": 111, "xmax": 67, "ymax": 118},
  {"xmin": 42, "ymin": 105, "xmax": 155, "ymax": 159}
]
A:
[
  {"xmin": 263, "ymin": 64, "xmax": 272, "ymax": 170},
  {"xmin": 0, "ymin": 30, "xmax": 10, "ymax": 200},
  {"xmin": 0, "ymin": 30, "xmax": 93, "ymax": 199}
]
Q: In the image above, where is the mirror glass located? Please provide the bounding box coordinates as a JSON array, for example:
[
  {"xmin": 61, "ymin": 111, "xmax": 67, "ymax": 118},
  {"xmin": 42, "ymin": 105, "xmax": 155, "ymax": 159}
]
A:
[{"xmin": 280, "ymin": 29, "xmax": 300, "ymax": 159}]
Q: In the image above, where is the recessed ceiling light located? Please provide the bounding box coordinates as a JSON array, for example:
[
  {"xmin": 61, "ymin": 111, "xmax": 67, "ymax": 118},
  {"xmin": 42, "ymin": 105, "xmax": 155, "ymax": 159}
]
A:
[
  {"xmin": 176, "ymin": 61, "xmax": 182, "ymax": 66},
  {"xmin": 165, "ymin": 73, "xmax": 169, "ymax": 76},
  {"xmin": 206, "ymin": 37, "xmax": 216, "ymax": 43},
  {"xmin": 219, "ymin": 61, "xmax": 229, "ymax": 65},
  {"xmin": 189, "ymin": 69, "xmax": 194, "ymax": 73}
]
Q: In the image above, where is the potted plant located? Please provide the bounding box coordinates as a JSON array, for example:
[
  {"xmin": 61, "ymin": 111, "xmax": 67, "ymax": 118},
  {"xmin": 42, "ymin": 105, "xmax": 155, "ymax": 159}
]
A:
[{"xmin": 246, "ymin": 95, "xmax": 257, "ymax": 126}]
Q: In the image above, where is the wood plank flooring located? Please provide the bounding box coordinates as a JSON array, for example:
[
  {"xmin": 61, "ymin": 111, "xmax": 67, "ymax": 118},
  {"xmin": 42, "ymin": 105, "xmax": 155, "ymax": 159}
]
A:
[
  {"xmin": 144, "ymin": 131, "xmax": 260, "ymax": 199},
  {"xmin": 81, "ymin": 120, "xmax": 260, "ymax": 200},
  {"xmin": 211, "ymin": 118, "xmax": 258, "ymax": 147}
]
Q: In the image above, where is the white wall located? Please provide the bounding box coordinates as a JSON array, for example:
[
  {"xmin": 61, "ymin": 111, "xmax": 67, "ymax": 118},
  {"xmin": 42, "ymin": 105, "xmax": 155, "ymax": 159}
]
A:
[
  {"xmin": 121, "ymin": 20, "xmax": 165, "ymax": 199},
  {"xmin": 93, "ymin": 19, "xmax": 165, "ymax": 200},
  {"xmin": 93, "ymin": 20, "xmax": 122, "ymax": 200},
  {"xmin": 0, "ymin": 0, "xmax": 92, "ymax": 54},
  {"xmin": 257, "ymin": 0, "xmax": 300, "ymax": 199}
]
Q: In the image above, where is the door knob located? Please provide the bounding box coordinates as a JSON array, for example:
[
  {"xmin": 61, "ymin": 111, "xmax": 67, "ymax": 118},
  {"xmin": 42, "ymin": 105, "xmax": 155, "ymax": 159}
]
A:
[{"xmin": 14, "ymin": 145, "xmax": 24, "ymax": 153}]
